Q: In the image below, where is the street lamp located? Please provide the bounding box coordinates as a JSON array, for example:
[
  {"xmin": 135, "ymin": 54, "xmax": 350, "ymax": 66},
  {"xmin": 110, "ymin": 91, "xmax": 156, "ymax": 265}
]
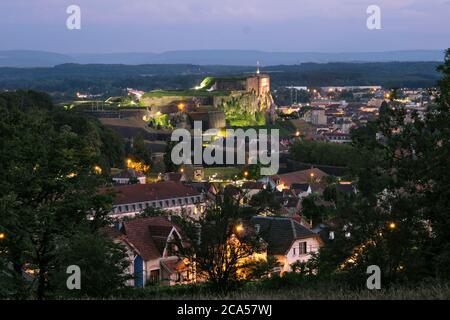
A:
[
  {"xmin": 235, "ymin": 224, "xmax": 244, "ymax": 233},
  {"xmin": 94, "ymin": 165, "xmax": 102, "ymax": 174},
  {"xmin": 0, "ymin": 232, "xmax": 6, "ymax": 240},
  {"xmin": 388, "ymin": 222, "xmax": 397, "ymax": 230}
]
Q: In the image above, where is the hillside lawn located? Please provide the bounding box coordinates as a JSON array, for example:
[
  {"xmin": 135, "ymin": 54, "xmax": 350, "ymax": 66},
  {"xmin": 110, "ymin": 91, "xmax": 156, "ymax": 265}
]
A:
[{"xmin": 114, "ymin": 281, "xmax": 450, "ymax": 300}]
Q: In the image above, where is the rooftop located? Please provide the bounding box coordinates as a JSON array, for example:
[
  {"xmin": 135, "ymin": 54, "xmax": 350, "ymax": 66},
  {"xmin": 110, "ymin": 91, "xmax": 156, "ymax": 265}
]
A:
[
  {"xmin": 104, "ymin": 216, "xmax": 179, "ymax": 261},
  {"xmin": 110, "ymin": 181, "xmax": 201, "ymax": 206},
  {"xmin": 250, "ymin": 216, "xmax": 320, "ymax": 256}
]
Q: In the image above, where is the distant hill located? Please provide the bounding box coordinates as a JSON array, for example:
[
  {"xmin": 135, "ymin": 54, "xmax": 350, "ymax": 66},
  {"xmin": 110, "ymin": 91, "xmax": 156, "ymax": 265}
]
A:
[
  {"xmin": 0, "ymin": 50, "xmax": 74, "ymax": 67},
  {"xmin": 0, "ymin": 49, "xmax": 445, "ymax": 67}
]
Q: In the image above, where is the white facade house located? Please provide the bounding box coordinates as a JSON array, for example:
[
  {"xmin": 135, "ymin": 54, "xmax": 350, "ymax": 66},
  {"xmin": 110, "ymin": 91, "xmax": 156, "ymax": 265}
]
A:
[
  {"xmin": 112, "ymin": 168, "xmax": 147, "ymax": 185},
  {"xmin": 282, "ymin": 237, "xmax": 323, "ymax": 273},
  {"xmin": 290, "ymin": 183, "xmax": 313, "ymax": 199},
  {"xmin": 108, "ymin": 181, "xmax": 206, "ymax": 218},
  {"xmin": 250, "ymin": 216, "xmax": 323, "ymax": 274},
  {"xmin": 103, "ymin": 216, "xmax": 193, "ymax": 287}
]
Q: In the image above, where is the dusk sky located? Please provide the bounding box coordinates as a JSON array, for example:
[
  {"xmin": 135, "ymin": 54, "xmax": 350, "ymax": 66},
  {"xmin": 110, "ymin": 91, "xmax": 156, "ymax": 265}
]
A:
[{"xmin": 1, "ymin": 0, "xmax": 449, "ymax": 53}]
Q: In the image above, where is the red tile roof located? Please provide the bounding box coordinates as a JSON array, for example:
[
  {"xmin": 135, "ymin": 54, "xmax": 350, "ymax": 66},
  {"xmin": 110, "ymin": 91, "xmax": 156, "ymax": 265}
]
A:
[
  {"xmin": 110, "ymin": 181, "xmax": 201, "ymax": 206},
  {"xmin": 273, "ymin": 168, "xmax": 328, "ymax": 188},
  {"xmin": 121, "ymin": 216, "xmax": 178, "ymax": 261},
  {"xmin": 242, "ymin": 181, "xmax": 265, "ymax": 190}
]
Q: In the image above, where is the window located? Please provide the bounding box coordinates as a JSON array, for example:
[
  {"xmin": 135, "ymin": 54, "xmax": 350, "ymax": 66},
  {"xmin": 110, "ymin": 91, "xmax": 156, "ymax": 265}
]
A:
[
  {"xmin": 299, "ymin": 242, "xmax": 307, "ymax": 255},
  {"xmin": 255, "ymin": 224, "xmax": 260, "ymax": 234},
  {"xmin": 293, "ymin": 247, "xmax": 296, "ymax": 256},
  {"xmin": 149, "ymin": 270, "xmax": 160, "ymax": 284},
  {"xmin": 329, "ymin": 231, "xmax": 335, "ymax": 240}
]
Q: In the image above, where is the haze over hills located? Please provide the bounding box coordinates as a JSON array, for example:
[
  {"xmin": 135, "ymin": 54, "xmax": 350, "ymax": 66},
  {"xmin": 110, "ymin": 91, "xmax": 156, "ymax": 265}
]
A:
[{"xmin": 0, "ymin": 49, "xmax": 446, "ymax": 67}]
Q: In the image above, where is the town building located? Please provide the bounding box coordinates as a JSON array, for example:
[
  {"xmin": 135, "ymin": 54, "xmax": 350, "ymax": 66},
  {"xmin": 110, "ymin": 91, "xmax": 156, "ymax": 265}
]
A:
[
  {"xmin": 303, "ymin": 108, "xmax": 327, "ymax": 126},
  {"xmin": 103, "ymin": 216, "xmax": 192, "ymax": 287},
  {"xmin": 260, "ymin": 168, "xmax": 328, "ymax": 191},
  {"xmin": 250, "ymin": 216, "xmax": 323, "ymax": 274},
  {"xmin": 109, "ymin": 181, "xmax": 205, "ymax": 218},
  {"xmin": 323, "ymin": 132, "xmax": 352, "ymax": 144},
  {"xmin": 112, "ymin": 168, "xmax": 147, "ymax": 185}
]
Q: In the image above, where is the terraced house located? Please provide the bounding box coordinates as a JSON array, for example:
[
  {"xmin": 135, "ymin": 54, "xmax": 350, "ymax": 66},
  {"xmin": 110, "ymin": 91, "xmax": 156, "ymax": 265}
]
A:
[{"xmin": 109, "ymin": 181, "xmax": 206, "ymax": 218}]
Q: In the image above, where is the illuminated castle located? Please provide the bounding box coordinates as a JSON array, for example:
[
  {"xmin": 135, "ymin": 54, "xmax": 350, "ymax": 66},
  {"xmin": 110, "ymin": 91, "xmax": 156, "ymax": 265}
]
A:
[{"xmin": 210, "ymin": 63, "xmax": 270, "ymax": 96}]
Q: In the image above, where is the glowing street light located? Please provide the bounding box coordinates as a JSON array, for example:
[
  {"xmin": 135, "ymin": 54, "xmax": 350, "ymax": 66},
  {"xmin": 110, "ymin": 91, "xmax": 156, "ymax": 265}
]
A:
[
  {"xmin": 243, "ymin": 171, "xmax": 249, "ymax": 178},
  {"xmin": 0, "ymin": 232, "xmax": 5, "ymax": 240},
  {"xmin": 94, "ymin": 166, "xmax": 102, "ymax": 174},
  {"xmin": 388, "ymin": 222, "xmax": 397, "ymax": 230},
  {"xmin": 235, "ymin": 224, "xmax": 244, "ymax": 233},
  {"xmin": 177, "ymin": 103, "xmax": 186, "ymax": 111},
  {"xmin": 295, "ymin": 130, "xmax": 301, "ymax": 137}
]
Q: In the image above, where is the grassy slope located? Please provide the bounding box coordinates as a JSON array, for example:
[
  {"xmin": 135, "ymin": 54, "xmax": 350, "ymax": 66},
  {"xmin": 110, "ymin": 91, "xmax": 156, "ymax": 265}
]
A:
[{"xmin": 115, "ymin": 282, "xmax": 450, "ymax": 300}]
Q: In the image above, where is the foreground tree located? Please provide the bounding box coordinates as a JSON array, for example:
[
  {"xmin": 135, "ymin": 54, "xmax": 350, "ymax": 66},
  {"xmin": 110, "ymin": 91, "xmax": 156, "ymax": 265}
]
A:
[
  {"xmin": 316, "ymin": 49, "xmax": 450, "ymax": 283},
  {"xmin": 172, "ymin": 195, "xmax": 264, "ymax": 291},
  {"xmin": 49, "ymin": 232, "xmax": 130, "ymax": 298},
  {"xmin": 0, "ymin": 91, "xmax": 128, "ymax": 299}
]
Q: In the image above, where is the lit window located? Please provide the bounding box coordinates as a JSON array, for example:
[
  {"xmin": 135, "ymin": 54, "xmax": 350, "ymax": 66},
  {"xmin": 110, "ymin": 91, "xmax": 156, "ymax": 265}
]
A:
[{"xmin": 299, "ymin": 242, "xmax": 307, "ymax": 255}]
